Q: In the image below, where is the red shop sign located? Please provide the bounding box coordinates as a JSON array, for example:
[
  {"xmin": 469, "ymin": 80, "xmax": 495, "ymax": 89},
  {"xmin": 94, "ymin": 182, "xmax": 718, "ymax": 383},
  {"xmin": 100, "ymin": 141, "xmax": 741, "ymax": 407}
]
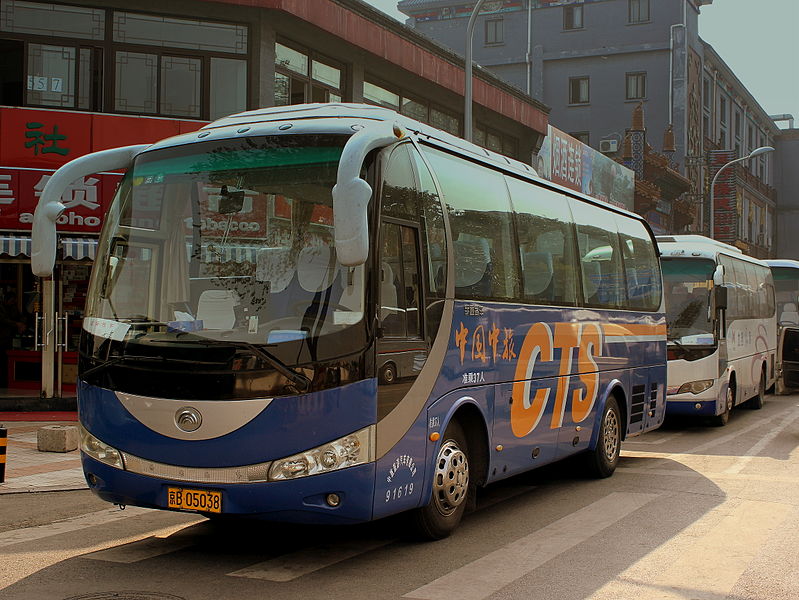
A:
[{"xmin": 0, "ymin": 167, "xmax": 122, "ymax": 233}]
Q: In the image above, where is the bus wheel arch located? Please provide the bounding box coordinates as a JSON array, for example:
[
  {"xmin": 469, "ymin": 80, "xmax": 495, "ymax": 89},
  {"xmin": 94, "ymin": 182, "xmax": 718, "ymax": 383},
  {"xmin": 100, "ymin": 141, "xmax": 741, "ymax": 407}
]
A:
[
  {"xmin": 748, "ymin": 364, "xmax": 767, "ymax": 410},
  {"xmin": 582, "ymin": 391, "xmax": 623, "ymax": 478},
  {"xmin": 410, "ymin": 402, "xmax": 488, "ymax": 540}
]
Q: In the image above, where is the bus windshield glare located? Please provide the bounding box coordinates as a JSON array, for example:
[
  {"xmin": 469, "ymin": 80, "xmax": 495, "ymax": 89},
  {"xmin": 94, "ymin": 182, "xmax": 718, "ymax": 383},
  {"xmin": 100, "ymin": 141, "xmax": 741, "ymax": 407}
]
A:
[
  {"xmin": 662, "ymin": 257, "xmax": 714, "ymax": 345},
  {"xmin": 83, "ymin": 134, "xmax": 369, "ymax": 398}
]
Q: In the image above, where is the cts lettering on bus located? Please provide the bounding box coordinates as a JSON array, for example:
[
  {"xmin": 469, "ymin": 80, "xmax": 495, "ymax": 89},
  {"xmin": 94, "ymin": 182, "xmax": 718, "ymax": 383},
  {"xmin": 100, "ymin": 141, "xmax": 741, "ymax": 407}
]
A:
[{"xmin": 510, "ymin": 322, "xmax": 603, "ymax": 438}]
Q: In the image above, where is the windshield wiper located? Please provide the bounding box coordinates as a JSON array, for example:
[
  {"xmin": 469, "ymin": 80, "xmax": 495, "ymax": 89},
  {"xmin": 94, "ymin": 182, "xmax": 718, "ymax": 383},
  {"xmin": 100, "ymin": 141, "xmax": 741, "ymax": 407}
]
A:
[
  {"xmin": 173, "ymin": 338, "xmax": 312, "ymax": 392},
  {"xmin": 81, "ymin": 354, "xmax": 168, "ymax": 379}
]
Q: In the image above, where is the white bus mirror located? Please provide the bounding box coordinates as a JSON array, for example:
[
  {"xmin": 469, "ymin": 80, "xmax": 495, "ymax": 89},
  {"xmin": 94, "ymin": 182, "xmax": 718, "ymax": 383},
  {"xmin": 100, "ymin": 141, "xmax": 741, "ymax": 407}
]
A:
[
  {"xmin": 31, "ymin": 144, "xmax": 150, "ymax": 277},
  {"xmin": 332, "ymin": 121, "xmax": 405, "ymax": 266},
  {"xmin": 713, "ymin": 264, "xmax": 724, "ymax": 286}
]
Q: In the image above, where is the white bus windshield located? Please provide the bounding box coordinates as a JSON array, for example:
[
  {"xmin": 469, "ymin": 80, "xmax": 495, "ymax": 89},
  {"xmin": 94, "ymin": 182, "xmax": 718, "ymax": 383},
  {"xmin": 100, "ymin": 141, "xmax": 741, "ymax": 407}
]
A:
[
  {"xmin": 662, "ymin": 258, "xmax": 714, "ymax": 345},
  {"xmin": 85, "ymin": 134, "xmax": 367, "ymax": 362}
]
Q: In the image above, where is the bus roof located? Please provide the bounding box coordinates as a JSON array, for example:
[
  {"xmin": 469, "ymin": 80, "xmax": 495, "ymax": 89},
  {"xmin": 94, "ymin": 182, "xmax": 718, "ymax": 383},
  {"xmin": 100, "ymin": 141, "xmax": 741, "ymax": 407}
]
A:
[
  {"xmin": 656, "ymin": 235, "xmax": 767, "ymax": 265},
  {"xmin": 764, "ymin": 259, "xmax": 799, "ymax": 269},
  {"xmin": 143, "ymin": 102, "xmax": 651, "ymax": 227}
]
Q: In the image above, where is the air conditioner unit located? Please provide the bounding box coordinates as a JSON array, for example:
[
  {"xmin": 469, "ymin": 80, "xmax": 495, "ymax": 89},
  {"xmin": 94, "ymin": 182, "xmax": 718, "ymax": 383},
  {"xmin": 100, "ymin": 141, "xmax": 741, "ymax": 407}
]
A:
[{"xmin": 599, "ymin": 139, "xmax": 618, "ymax": 153}]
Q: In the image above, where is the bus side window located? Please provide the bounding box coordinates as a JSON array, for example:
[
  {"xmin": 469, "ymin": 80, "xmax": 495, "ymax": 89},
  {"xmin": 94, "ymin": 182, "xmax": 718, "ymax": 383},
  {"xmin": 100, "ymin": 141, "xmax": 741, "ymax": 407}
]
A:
[
  {"xmin": 505, "ymin": 176, "xmax": 578, "ymax": 307},
  {"xmin": 422, "ymin": 147, "xmax": 518, "ymax": 301},
  {"xmin": 616, "ymin": 216, "xmax": 661, "ymax": 311},
  {"xmin": 571, "ymin": 199, "xmax": 625, "ymax": 309}
]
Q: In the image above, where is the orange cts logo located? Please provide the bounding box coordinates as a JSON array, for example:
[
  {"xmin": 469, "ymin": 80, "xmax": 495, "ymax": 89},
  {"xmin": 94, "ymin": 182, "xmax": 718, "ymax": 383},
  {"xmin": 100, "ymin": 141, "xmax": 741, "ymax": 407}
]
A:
[{"xmin": 510, "ymin": 322, "xmax": 603, "ymax": 438}]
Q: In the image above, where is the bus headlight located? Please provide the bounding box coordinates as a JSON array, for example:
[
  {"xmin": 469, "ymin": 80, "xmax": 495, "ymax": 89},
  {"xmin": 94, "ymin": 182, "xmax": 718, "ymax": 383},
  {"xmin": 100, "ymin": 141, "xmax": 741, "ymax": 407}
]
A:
[
  {"xmin": 79, "ymin": 425, "xmax": 124, "ymax": 469},
  {"xmin": 268, "ymin": 426, "xmax": 374, "ymax": 481},
  {"xmin": 676, "ymin": 379, "xmax": 714, "ymax": 395}
]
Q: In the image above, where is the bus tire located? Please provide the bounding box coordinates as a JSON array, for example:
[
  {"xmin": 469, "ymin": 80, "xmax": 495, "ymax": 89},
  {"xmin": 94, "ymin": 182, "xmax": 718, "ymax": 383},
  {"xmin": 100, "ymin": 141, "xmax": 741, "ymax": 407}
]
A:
[
  {"xmin": 410, "ymin": 420, "xmax": 470, "ymax": 540},
  {"xmin": 379, "ymin": 362, "xmax": 397, "ymax": 385},
  {"xmin": 582, "ymin": 395, "xmax": 621, "ymax": 479},
  {"xmin": 711, "ymin": 382, "xmax": 734, "ymax": 426},
  {"xmin": 747, "ymin": 369, "xmax": 766, "ymax": 410}
]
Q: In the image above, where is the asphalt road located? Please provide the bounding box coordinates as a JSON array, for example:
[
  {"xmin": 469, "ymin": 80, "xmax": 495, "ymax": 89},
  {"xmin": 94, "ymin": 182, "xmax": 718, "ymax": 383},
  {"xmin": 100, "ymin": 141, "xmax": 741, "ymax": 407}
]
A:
[{"xmin": 1, "ymin": 393, "xmax": 797, "ymax": 600}]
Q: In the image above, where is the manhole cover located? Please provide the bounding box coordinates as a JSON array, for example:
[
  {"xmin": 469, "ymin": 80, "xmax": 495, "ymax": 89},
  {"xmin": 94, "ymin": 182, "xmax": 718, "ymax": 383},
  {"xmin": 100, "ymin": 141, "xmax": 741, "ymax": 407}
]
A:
[{"xmin": 63, "ymin": 593, "xmax": 187, "ymax": 600}]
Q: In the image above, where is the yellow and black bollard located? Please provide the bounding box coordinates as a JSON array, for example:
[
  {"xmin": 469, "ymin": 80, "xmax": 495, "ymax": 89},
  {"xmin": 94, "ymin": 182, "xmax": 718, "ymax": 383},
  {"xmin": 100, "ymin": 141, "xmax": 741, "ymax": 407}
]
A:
[{"xmin": 0, "ymin": 426, "xmax": 6, "ymax": 483}]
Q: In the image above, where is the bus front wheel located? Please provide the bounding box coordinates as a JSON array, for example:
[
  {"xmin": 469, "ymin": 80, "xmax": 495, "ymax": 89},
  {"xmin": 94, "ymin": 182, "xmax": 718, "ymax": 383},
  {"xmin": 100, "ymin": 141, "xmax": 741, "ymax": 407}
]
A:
[
  {"xmin": 582, "ymin": 396, "xmax": 621, "ymax": 478},
  {"xmin": 411, "ymin": 420, "xmax": 470, "ymax": 540},
  {"xmin": 711, "ymin": 383, "xmax": 734, "ymax": 426}
]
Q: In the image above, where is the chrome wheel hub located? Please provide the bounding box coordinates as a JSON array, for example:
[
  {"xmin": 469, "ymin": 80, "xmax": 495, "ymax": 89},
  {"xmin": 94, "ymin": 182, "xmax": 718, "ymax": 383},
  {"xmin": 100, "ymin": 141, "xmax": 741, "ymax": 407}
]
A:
[
  {"xmin": 603, "ymin": 409, "xmax": 620, "ymax": 461},
  {"xmin": 432, "ymin": 440, "xmax": 469, "ymax": 516}
]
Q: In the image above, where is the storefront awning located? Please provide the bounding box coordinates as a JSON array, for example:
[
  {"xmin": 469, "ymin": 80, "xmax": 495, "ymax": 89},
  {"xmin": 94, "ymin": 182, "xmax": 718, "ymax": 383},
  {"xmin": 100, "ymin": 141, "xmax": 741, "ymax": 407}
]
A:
[
  {"xmin": 61, "ymin": 237, "xmax": 97, "ymax": 261},
  {"xmin": 0, "ymin": 235, "xmax": 32, "ymax": 257}
]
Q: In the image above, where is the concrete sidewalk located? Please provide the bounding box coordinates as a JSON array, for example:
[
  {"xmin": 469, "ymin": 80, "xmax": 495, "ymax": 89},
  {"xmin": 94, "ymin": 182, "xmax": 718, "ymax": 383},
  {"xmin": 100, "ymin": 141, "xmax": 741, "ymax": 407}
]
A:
[{"xmin": 0, "ymin": 421, "xmax": 87, "ymax": 494}]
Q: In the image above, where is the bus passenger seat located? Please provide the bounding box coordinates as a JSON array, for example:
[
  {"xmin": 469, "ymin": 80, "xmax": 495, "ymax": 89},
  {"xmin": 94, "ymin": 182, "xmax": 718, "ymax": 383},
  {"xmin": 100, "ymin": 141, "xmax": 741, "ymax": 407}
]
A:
[
  {"xmin": 780, "ymin": 303, "xmax": 799, "ymax": 324},
  {"xmin": 197, "ymin": 290, "xmax": 240, "ymax": 330},
  {"xmin": 522, "ymin": 251, "xmax": 553, "ymax": 299},
  {"xmin": 454, "ymin": 237, "xmax": 491, "ymax": 296},
  {"xmin": 297, "ymin": 245, "xmax": 339, "ymax": 293},
  {"xmin": 256, "ymin": 247, "xmax": 293, "ymax": 293},
  {"xmin": 582, "ymin": 260, "xmax": 600, "ymax": 303}
]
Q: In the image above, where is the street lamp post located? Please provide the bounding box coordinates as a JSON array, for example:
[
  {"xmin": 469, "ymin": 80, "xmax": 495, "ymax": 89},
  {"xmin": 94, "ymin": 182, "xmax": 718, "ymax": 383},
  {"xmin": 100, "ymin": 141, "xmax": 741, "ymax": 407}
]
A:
[
  {"xmin": 464, "ymin": 0, "xmax": 487, "ymax": 142},
  {"xmin": 708, "ymin": 145, "xmax": 775, "ymax": 239}
]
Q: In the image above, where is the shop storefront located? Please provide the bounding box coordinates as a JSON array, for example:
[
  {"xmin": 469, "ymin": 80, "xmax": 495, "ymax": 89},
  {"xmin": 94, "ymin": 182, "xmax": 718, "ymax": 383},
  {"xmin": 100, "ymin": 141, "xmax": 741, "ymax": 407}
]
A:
[{"xmin": 0, "ymin": 106, "xmax": 204, "ymax": 402}]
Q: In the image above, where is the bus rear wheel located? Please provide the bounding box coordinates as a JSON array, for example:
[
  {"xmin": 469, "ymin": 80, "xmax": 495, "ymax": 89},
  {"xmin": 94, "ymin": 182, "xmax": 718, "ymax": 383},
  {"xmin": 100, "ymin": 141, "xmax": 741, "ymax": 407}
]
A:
[
  {"xmin": 582, "ymin": 396, "xmax": 621, "ymax": 478},
  {"xmin": 747, "ymin": 370, "xmax": 766, "ymax": 410},
  {"xmin": 410, "ymin": 420, "xmax": 470, "ymax": 540}
]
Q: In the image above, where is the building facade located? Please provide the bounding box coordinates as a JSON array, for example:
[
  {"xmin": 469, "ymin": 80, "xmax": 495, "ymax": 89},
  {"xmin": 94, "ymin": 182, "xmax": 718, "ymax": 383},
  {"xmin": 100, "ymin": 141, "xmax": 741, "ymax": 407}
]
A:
[
  {"xmin": 399, "ymin": 0, "xmax": 781, "ymax": 256},
  {"xmin": 0, "ymin": 0, "xmax": 550, "ymax": 404}
]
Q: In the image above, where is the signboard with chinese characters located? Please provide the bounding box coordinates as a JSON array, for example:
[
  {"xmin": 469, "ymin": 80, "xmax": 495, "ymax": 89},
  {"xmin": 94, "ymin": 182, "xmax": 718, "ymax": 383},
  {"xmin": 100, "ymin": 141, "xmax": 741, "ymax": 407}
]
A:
[
  {"xmin": 708, "ymin": 150, "xmax": 737, "ymax": 243},
  {"xmin": 0, "ymin": 106, "xmax": 206, "ymax": 170},
  {"xmin": 0, "ymin": 167, "xmax": 122, "ymax": 233},
  {"xmin": 535, "ymin": 125, "xmax": 634, "ymax": 211}
]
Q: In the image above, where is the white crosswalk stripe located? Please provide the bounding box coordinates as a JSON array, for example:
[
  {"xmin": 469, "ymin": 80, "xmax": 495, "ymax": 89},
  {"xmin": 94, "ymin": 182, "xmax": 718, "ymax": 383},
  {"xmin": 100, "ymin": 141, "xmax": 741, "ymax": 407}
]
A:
[
  {"xmin": 228, "ymin": 539, "xmax": 392, "ymax": 581},
  {"xmin": 403, "ymin": 492, "xmax": 659, "ymax": 600}
]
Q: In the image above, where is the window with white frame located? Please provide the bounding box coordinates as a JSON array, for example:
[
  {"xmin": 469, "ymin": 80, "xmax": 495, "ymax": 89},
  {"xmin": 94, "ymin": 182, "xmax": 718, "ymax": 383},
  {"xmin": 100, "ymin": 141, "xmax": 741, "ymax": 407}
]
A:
[
  {"xmin": 625, "ymin": 72, "xmax": 646, "ymax": 100},
  {"xmin": 628, "ymin": 0, "xmax": 650, "ymax": 23},
  {"xmin": 485, "ymin": 19, "xmax": 503, "ymax": 45},
  {"xmin": 564, "ymin": 5, "xmax": 583, "ymax": 30},
  {"xmin": 569, "ymin": 76, "xmax": 589, "ymax": 104}
]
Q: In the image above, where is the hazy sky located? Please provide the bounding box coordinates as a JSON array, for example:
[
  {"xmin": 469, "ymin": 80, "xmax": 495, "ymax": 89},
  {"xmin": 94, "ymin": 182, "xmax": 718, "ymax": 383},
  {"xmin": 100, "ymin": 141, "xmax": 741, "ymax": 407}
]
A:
[{"xmin": 361, "ymin": 0, "xmax": 799, "ymax": 128}]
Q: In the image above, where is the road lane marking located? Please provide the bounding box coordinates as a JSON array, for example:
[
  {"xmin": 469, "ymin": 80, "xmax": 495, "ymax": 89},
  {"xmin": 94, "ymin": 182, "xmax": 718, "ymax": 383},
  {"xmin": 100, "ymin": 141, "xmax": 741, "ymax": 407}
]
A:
[
  {"xmin": 228, "ymin": 539, "xmax": 392, "ymax": 581},
  {"xmin": 586, "ymin": 499, "xmax": 792, "ymax": 600},
  {"xmin": 403, "ymin": 492, "xmax": 659, "ymax": 600},
  {"xmin": 0, "ymin": 507, "xmax": 154, "ymax": 549},
  {"xmin": 82, "ymin": 521, "xmax": 202, "ymax": 563},
  {"xmin": 625, "ymin": 432, "xmax": 684, "ymax": 445},
  {"xmin": 617, "ymin": 465, "xmax": 799, "ymax": 484},
  {"xmin": 723, "ymin": 409, "xmax": 799, "ymax": 474}
]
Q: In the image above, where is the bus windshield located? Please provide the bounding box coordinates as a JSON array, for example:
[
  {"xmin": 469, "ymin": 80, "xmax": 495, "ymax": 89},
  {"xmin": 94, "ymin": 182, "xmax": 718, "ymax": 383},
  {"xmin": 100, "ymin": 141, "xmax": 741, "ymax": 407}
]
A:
[
  {"xmin": 83, "ymin": 134, "xmax": 369, "ymax": 396},
  {"xmin": 662, "ymin": 257, "xmax": 715, "ymax": 345},
  {"xmin": 771, "ymin": 267, "xmax": 799, "ymax": 324}
]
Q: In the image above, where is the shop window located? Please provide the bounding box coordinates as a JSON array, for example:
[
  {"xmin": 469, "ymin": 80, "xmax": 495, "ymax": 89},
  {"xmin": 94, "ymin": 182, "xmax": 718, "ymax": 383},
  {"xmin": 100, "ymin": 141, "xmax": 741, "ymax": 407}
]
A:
[
  {"xmin": 363, "ymin": 80, "xmax": 400, "ymax": 110},
  {"xmin": 210, "ymin": 57, "xmax": 247, "ymax": 120},
  {"xmin": 115, "ymin": 51, "xmax": 157, "ymax": 114},
  {"xmin": 275, "ymin": 42, "xmax": 342, "ymax": 107},
  {"xmin": 160, "ymin": 56, "xmax": 202, "ymax": 118},
  {"xmin": 113, "ymin": 12, "xmax": 247, "ymax": 54},
  {"xmin": 1, "ymin": 1, "xmax": 105, "ymax": 40}
]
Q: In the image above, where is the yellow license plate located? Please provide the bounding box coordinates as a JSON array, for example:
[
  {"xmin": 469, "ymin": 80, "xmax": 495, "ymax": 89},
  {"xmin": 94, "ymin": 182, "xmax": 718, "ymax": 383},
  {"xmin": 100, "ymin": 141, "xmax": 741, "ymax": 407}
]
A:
[{"xmin": 167, "ymin": 487, "xmax": 222, "ymax": 513}]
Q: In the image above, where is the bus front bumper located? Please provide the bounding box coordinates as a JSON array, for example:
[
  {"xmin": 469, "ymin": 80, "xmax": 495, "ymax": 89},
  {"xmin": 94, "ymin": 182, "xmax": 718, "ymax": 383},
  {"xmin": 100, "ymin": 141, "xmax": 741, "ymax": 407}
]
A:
[{"xmin": 81, "ymin": 454, "xmax": 376, "ymax": 525}]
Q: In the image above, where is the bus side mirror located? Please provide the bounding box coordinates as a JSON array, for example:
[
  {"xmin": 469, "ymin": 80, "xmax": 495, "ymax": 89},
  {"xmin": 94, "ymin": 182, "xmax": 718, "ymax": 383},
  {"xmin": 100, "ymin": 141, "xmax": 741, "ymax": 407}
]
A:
[
  {"xmin": 31, "ymin": 144, "xmax": 150, "ymax": 277},
  {"xmin": 714, "ymin": 285, "xmax": 728, "ymax": 311},
  {"xmin": 332, "ymin": 121, "xmax": 405, "ymax": 267}
]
